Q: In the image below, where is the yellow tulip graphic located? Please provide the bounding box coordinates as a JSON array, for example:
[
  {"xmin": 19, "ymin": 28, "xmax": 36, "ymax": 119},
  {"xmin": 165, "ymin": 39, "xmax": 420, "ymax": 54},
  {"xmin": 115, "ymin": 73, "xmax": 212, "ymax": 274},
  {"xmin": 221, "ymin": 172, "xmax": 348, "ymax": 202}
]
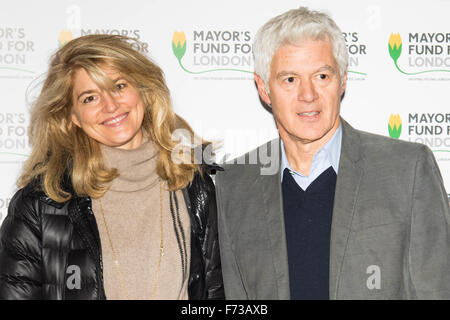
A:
[
  {"xmin": 388, "ymin": 114, "xmax": 402, "ymax": 139},
  {"xmin": 388, "ymin": 33, "xmax": 402, "ymax": 63},
  {"xmin": 58, "ymin": 29, "xmax": 73, "ymax": 47},
  {"xmin": 172, "ymin": 31, "xmax": 186, "ymax": 60}
]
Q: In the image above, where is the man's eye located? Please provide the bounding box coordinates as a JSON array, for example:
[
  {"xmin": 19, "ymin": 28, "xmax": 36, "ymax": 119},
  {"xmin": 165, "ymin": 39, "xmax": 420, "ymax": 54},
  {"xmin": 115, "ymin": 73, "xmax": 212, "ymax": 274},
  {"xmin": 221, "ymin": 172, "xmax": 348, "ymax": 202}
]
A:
[
  {"xmin": 83, "ymin": 96, "xmax": 95, "ymax": 104},
  {"xmin": 285, "ymin": 77, "xmax": 295, "ymax": 83},
  {"xmin": 318, "ymin": 74, "xmax": 328, "ymax": 80}
]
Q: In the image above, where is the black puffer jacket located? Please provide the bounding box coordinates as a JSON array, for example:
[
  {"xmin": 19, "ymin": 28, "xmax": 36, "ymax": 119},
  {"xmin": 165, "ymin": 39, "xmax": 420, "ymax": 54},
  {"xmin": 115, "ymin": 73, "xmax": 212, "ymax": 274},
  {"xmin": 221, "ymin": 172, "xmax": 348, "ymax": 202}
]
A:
[{"xmin": 0, "ymin": 170, "xmax": 224, "ymax": 300}]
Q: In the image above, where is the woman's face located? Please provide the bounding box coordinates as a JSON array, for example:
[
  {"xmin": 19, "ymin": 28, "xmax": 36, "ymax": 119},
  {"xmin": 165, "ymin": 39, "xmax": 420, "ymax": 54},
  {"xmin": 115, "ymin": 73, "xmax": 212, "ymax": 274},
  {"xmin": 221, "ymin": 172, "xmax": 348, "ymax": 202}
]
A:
[{"xmin": 71, "ymin": 66, "xmax": 145, "ymax": 150}]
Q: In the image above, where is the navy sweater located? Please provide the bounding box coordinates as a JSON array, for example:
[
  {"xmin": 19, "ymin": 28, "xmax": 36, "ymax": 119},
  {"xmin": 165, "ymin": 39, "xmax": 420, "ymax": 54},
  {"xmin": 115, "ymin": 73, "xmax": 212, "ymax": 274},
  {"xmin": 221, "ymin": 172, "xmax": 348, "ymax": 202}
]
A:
[{"xmin": 281, "ymin": 167, "xmax": 337, "ymax": 300}]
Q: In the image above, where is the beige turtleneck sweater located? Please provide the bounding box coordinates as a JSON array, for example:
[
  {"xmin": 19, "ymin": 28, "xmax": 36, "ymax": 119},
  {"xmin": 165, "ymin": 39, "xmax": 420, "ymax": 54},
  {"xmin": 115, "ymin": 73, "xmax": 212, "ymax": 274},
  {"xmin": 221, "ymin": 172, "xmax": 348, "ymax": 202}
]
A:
[{"xmin": 91, "ymin": 139, "xmax": 190, "ymax": 300}]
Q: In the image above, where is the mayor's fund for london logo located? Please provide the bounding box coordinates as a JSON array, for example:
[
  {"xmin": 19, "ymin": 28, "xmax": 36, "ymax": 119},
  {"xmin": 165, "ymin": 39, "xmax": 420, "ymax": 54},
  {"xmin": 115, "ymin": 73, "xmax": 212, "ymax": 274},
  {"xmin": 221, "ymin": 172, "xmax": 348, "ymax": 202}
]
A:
[
  {"xmin": 388, "ymin": 33, "xmax": 450, "ymax": 79},
  {"xmin": 60, "ymin": 5, "xmax": 149, "ymax": 53},
  {"xmin": 171, "ymin": 30, "xmax": 253, "ymax": 79},
  {"xmin": 387, "ymin": 113, "xmax": 450, "ymax": 154},
  {"xmin": 0, "ymin": 112, "xmax": 29, "ymax": 162},
  {"xmin": 387, "ymin": 113, "xmax": 450, "ymax": 203},
  {"xmin": 0, "ymin": 27, "xmax": 36, "ymax": 78},
  {"xmin": 58, "ymin": 28, "xmax": 149, "ymax": 53}
]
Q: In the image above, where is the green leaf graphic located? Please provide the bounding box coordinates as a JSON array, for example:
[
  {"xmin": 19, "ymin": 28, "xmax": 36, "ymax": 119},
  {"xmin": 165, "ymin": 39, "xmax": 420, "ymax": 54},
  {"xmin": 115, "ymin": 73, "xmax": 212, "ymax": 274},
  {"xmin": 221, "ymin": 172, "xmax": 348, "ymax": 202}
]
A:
[{"xmin": 388, "ymin": 124, "xmax": 402, "ymax": 139}]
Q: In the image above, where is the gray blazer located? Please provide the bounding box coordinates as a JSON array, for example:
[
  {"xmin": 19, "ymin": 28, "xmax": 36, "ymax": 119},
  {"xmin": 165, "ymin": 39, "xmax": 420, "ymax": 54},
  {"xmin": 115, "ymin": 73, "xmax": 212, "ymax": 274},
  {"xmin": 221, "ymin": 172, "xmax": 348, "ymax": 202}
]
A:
[{"xmin": 215, "ymin": 119, "xmax": 450, "ymax": 299}]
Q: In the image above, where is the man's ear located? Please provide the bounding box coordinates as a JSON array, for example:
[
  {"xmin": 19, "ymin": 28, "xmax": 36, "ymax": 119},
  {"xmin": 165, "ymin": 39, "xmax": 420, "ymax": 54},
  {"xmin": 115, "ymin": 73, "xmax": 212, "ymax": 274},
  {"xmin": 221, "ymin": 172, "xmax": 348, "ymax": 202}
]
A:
[
  {"xmin": 254, "ymin": 73, "xmax": 272, "ymax": 106},
  {"xmin": 340, "ymin": 70, "xmax": 348, "ymax": 96}
]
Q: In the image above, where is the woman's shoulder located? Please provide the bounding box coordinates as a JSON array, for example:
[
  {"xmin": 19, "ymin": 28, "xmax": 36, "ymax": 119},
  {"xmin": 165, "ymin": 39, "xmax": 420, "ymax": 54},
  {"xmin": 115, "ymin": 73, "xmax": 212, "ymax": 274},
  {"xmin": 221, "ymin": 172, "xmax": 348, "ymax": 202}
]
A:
[
  {"xmin": 11, "ymin": 179, "xmax": 45, "ymax": 207},
  {"xmin": 2, "ymin": 182, "xmax": 75, "ymax": 242},
  {"xmin": 3, "ymin": 182, "xmax": 46, "ymax": 233},
  {"xmin": 9, "ymin": 179, "xmax": 70, "ymax": 218}
]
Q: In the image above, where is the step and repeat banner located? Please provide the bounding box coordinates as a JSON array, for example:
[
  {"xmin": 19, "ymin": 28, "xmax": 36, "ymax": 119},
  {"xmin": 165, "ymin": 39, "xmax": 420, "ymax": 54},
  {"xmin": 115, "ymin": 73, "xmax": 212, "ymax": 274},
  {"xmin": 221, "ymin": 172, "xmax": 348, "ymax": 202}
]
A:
[{"xmin": 0, "ymin": 0, "xmax": 449, "ymax": 223}]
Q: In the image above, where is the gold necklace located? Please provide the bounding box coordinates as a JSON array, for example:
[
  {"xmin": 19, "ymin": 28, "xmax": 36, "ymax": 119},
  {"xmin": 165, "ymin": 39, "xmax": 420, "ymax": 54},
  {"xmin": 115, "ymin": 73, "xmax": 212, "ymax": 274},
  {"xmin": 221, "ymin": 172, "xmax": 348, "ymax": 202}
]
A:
[{"xmin": 99, "ymin": 179, "xmax": 164, "ymax": 300}]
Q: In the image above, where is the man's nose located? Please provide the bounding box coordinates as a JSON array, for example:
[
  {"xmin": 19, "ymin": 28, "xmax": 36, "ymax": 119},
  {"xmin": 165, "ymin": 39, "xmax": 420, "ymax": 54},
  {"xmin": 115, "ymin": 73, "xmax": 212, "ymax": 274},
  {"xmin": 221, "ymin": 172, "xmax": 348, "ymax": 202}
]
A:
[{"xmin": 297, "ymin": 78, "xmax": 318, "ymax": 103}]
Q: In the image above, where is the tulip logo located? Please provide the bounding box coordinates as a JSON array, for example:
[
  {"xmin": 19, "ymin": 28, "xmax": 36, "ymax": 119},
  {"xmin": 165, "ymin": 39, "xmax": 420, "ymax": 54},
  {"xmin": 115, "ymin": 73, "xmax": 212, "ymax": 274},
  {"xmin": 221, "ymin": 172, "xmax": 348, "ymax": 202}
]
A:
[
  {"xmin": 171, "ymin": 30, "xmax": 252, "ymax": 75},
  {"xmin": 388, "ymin": 32, "xmax": 449, "ymax": 75},
  {"xmin": 388, "ymin": 114, "xmax": 402, "ymax": 139},
  {"xmin": 172, "ymin": 31, "xmax": 186, "ymax": 61},
  {"xmin": 388, "ymin": 33, "xmax": 402, "ymax": 65},
  {"xmin": 58, "ymin": 29, "xmax": 73, "ymax": 47}
]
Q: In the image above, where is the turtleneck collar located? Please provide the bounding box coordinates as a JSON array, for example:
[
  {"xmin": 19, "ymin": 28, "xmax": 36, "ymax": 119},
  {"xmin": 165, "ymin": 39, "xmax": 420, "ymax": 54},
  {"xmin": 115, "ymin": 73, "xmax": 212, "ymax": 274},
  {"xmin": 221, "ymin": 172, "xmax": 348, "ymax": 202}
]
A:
[{"xmin": 100, "ymin": 137, "xmax": 160, "ymax": 192}]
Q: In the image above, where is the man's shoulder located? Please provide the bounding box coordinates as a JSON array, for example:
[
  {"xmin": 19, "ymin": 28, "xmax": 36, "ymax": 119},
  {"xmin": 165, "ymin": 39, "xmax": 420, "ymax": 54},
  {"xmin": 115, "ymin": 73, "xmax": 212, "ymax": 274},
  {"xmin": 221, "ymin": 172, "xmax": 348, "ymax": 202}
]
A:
[{"xmin": 355, "ymin": 128, "xmax": 429, "ymax": 160}]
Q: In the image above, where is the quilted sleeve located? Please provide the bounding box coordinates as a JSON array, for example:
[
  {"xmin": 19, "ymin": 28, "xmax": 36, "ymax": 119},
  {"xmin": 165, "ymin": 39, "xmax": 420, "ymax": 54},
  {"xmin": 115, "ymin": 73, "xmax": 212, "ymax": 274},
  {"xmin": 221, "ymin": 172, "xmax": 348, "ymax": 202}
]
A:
[{"xmin": 0, "ymin": 188, "xmax": 43, "ymax": 300}]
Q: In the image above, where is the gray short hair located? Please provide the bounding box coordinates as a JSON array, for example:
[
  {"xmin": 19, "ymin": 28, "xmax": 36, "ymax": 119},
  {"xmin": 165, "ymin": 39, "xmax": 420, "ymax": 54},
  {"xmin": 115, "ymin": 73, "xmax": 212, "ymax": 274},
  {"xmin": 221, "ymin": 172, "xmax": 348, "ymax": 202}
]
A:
[{"xmin": 253, "ymin": 7, "xmax": 348, "ymax": 88}]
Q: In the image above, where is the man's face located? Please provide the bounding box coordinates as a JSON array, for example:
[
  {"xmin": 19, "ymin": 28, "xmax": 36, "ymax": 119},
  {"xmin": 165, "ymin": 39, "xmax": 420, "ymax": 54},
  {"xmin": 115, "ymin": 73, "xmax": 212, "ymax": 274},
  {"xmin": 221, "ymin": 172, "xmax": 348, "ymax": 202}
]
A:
[{"xmin": 255, "ymin": 38, "xmax": 347, "ymax": 146}]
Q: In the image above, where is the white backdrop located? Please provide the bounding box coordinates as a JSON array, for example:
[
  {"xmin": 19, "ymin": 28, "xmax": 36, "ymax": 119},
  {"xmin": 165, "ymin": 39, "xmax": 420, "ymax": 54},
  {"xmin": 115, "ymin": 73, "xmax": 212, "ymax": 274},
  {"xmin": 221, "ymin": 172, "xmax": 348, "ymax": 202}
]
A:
[{"xmin": 0, "ymin": 0, "xmax": 449, "ymax": 223}]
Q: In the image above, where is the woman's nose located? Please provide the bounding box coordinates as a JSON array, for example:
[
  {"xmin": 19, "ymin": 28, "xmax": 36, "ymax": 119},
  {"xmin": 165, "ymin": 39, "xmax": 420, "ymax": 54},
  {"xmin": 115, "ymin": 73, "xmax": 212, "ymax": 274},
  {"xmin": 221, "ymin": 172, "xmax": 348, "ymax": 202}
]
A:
[{"xmin": 102, "ymin": 92, "xmax": 119, "ymax": 113}]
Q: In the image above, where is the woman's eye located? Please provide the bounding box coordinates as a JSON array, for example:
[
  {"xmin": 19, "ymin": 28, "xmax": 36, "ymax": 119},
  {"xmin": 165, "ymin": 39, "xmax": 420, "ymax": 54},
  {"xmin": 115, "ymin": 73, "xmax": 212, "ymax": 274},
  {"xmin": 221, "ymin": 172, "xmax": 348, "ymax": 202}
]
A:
[
  {"xmin": 83, "ymin": 96, "xmax": 95, "ymax": 104},
  {"xmin": 117, "ymin": 83, "xmax": 127, "ymax": 90}
]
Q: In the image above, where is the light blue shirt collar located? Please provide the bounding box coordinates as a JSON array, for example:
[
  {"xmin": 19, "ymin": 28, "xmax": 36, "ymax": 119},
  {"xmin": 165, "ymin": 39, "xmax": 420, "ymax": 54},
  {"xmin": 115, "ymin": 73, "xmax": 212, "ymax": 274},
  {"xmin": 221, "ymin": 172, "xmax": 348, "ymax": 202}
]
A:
[{"xmin": 280, "ymin": 123, "xmax": 342, "ymax": 191}]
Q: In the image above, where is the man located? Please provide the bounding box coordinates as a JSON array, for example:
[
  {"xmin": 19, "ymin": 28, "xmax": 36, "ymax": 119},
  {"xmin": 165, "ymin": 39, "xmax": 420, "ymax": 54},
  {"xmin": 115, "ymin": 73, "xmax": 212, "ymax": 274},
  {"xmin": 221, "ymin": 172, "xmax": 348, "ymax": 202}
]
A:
[{"xmin": 215, "ymin": 7, "xmax": 450, "ymax": 299}]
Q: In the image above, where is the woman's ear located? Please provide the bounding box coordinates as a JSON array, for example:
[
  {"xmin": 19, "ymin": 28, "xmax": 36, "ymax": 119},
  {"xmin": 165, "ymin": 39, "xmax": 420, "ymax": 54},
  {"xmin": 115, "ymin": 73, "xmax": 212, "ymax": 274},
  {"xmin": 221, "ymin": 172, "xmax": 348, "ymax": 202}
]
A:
[{"xmin": 71, "ymin": 112, "xmax": 81, "ymax": 128}]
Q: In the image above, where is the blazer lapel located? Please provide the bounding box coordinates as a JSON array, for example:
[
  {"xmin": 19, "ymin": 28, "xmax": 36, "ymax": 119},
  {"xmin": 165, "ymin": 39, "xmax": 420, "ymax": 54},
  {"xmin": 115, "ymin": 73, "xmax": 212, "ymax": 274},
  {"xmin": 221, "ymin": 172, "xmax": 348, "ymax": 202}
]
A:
[
  {"xmin": 329, "ymin": 119, "xmax": 364, "ymax": 299},
  {"xmin": 259, "ymin": 138, "xmax": 290, "ymax": 299}
]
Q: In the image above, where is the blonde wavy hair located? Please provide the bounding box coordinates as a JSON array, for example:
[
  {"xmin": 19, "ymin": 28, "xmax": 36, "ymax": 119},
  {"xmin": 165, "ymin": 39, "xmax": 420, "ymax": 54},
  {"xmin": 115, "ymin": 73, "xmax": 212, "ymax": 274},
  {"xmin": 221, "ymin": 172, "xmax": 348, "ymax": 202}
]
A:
[{"xmin": 19, "ymin": 34, "xmax": 202, "ymax": 202}]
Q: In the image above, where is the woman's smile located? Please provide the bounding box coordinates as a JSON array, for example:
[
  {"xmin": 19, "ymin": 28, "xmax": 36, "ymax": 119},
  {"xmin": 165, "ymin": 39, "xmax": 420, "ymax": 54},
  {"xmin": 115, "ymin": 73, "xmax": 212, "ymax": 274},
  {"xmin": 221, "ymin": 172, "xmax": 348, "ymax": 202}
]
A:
[{"xmin": 102, "ymin": 112, "xmax": 129, "ymax": 127}]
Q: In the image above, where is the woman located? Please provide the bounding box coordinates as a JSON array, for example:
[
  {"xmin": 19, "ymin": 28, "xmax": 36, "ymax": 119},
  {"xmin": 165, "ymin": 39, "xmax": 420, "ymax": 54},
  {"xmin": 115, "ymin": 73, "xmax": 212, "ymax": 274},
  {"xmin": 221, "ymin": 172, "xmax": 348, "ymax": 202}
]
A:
[{"xmin": 0, "ymin": 34, "xmax": 224, "ymax": 300}]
